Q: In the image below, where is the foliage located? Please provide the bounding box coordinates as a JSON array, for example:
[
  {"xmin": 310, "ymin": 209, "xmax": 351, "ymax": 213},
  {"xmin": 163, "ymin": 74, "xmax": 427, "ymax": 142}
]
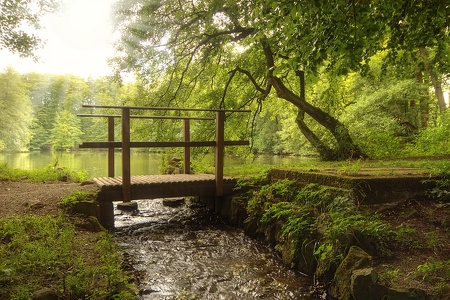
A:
[
  {"xmin": 0, "ymin": 67, "xmax": 33, "ymax": 151},
  {"xmin": 0, "ymin": 215, "xmax": 135, "ymax": 299},
  {"xmin": 51, "ymin": 110, "xmax": 83, "ymax": 151},
  {"xmin": 246, "ymin": 179, "xmax": 393, "ymax": 270},
  {"xmin": 324, "ymin": 211, "xmax": 392, "ymax": 256},
  {"xmin": 416, "ymin": 259, "xmax": 450, "ymax": 283},
  {"xmin": 94, "ymin": 234, "xmax": 136, "ymax": 299},
  {"xmin": 24, "ymin": 73, "xmax": 129, "ymax": 151},
  {"xmin": 0, "ymin": 0, "xmax": 59, "ymax": 57},
  {"xmin": 341, "ymin": 79, "xmax": 427, "ymax": 158},
  {"xmin": 0, "ymin": 163, "xmax": 87, "ymax": 182},
  {"xmin": 409, "ymin": 110, "xmax": 450, "ymax": 156},
  {"xmin": 260, "ymin": 201, "xmax": 316, "ymax": 238},
  {"xmin": 426, "ymin": 178, "xmax": 450, "ymax": 202},
  {"xmin": 111, "ymin": 0, "xmax": 450, "ymax": 160},
  {"xmin": 1, "ymin": 64, "xmax": 448, "ymax": 160}
]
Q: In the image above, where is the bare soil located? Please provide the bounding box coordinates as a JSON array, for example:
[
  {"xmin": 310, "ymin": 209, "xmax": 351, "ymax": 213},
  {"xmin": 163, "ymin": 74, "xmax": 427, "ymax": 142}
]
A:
[
  {"xmin": 368, "ymin": 196, "xmax": 450, "ymax": 297},
  {"xmin": 0, "ymin": 181, "xmax": 98, "ymax": 219}
]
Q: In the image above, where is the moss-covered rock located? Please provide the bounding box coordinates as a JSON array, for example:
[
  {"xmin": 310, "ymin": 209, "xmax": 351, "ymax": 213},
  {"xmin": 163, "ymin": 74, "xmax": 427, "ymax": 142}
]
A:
[
  {"xmin": 330, "ymin": 246, "xmax": 373, "ymax": 300},
  {"xmin": 350, "ymin": 268, "xmax": 388, "ymax": 300}
]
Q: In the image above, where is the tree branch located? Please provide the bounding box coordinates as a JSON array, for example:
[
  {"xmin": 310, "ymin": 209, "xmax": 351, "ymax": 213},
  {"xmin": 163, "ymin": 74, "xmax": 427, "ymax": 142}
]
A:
[{"xmin": 220, "ymin": 66, "xmax": 270, "ymax": 109}]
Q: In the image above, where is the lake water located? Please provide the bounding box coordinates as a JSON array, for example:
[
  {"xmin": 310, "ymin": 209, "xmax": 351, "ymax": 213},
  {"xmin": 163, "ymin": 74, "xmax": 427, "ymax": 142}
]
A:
[{"xmin": 0, "ymin": 150, "xmax": 314, "ymax": 179}]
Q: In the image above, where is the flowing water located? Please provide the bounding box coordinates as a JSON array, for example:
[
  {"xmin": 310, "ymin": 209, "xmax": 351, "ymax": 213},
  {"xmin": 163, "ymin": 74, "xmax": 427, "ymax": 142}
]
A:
[{"xmin": 114, "ymin": 199, "xmax": 326, "ymax": 300}]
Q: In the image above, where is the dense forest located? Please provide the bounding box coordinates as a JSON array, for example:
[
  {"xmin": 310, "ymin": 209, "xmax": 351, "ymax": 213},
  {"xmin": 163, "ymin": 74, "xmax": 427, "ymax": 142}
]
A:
[
  {"xmin": 1, "ymin": 0, "xmax": 449, "ymax": 160},
  {"xmin": 1, "ymin": 64, "xmax": 449, "ymax": 159}
]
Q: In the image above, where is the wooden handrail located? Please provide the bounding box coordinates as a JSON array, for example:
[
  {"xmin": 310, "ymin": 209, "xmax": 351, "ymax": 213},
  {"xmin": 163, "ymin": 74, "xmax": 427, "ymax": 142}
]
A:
[
  {"xmin": 78, "ymin": 114, "xmax": 215, "ymax": 121},
  {"xmin": 81, "ymin": 104, "xmax": 251, "ymax": 113},
  {"xmin": 78, "ymin": 105, "xmax": 250, "ymax": 201},
  {"xmin": 79, "ymin": 141, "xmax": 249, "ymax": 148}
]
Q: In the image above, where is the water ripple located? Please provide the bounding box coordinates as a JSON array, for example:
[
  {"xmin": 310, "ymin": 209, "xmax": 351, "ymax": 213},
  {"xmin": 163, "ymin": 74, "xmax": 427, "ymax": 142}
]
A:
[{"xmin": 114, "ymin": 199, "xmax": 323, "ymax": 299}]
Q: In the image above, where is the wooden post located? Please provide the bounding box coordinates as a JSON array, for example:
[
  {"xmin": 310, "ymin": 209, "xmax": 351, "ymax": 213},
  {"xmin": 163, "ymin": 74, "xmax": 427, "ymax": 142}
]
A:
[
  {"xmin": 107, "ymin": 116, "xmax": 115, "ymax": 177},
  {"xmin": 122, "ymin": 108, "xmax": 131, "ymax": 202},
  {"xmin": 183, "ymin": 118, "xmax": 191, "ymax": 174},
  {"xmin": 215, "ymin": 111, "xmax": 225, "ymax": 196}
]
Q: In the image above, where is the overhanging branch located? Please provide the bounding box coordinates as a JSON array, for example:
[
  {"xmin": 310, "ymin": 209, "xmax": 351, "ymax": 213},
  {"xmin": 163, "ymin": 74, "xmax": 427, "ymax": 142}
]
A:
[{"xmin": 220, "ymin": 66, "xmax": 271, "ymax": 109}]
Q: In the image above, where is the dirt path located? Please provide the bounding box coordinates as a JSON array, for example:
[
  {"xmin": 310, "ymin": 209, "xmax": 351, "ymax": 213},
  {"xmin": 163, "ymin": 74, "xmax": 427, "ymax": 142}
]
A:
[{"xmin": 0, "ymin": 181, "xmax": 99, "ymax": 219}]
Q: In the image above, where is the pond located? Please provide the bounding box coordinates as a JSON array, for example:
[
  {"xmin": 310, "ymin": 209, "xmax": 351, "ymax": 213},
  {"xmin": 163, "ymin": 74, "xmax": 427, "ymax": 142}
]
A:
[{"xmin": 0, "ymin": 150, "xmax": 314, "ymax": 178}]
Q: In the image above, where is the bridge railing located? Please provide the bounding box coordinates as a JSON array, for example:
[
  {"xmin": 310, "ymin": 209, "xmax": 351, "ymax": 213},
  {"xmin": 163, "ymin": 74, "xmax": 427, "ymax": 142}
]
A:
[{"xmin": 78, "ymin": 105, "xmax": 250, "ymax": 201}]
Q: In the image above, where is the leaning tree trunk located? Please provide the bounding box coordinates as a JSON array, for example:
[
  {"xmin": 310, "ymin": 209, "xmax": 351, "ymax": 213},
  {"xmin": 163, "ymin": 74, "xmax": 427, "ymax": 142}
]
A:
[
  {"xmin": 262, "ymin": 41, "xmax": 366, "ymax": 160},
  {"xmin": 273, "ymin": 72, "xmax": 365, "ymax": 160},
  {"xmin": 295, "ymin": 110, "xmax": 336, "ymax": 160}
]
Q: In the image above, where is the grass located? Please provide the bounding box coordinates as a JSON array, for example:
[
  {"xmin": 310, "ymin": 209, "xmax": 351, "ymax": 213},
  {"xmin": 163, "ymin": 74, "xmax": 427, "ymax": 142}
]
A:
[
  {"xmin": 0, "ymin": 163, "xmax": 88, "ymax": 182},
  {"xmin": 0, "ymin": 165, "xmax": 136, "ymax": 299},
  {"xmin": 0, "ymin": 215, "xmax": 135, "ymax": 299}
]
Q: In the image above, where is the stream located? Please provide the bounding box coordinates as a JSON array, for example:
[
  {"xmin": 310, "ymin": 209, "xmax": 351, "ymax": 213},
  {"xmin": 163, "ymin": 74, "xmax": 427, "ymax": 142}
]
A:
[{"xmin": 113, "ymin": 199, "xmax": 327, "ymax": 300}]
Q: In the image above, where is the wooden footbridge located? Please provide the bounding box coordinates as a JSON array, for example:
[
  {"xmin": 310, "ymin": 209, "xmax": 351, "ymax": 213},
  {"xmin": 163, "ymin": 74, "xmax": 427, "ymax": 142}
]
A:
[{"xmin": 78, "ymin": 105, "xmax": 250, "ymax": 229}]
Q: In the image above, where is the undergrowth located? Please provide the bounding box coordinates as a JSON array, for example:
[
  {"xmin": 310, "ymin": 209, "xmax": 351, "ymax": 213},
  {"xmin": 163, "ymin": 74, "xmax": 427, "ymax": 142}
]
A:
[
  {"xmin": 0, "ymin": 215, "xmax": 135, "ymax": 299},
  {"xmin": 246, "ymin": 180, "xmax": 394, "ymax": 272},
  {"xmin": 0, "ymin": 163, "xmax": 87, "ymax": 182}
]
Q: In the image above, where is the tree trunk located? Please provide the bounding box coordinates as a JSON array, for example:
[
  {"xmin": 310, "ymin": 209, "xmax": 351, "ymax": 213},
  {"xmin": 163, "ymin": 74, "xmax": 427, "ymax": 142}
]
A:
[
  {"xmin": 419, "ymin": 48, "xmax": 447, "ymax": 111},
  {"xmin": 295, "ymin": 110, "xmax": 335, "ymax": 160},
  {"xmin": 416, "ymin": 71, "xmax": 429, "ymax": 129},
  {"xmin": 431, "ymin": 75, "xmax": 447, "ymax": 111}
]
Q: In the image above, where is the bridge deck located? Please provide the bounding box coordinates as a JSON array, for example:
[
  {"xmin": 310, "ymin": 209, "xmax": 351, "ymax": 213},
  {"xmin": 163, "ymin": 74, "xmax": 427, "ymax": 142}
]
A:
[{"xmin": 94, "ymin": 174, "xmax": 237, "ymax": 202}]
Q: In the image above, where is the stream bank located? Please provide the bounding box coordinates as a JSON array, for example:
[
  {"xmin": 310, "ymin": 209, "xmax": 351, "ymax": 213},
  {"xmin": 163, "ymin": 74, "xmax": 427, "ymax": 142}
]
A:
[{"xmin": 208, "ymin": 168, "xmax": 450, "ymax": 300}]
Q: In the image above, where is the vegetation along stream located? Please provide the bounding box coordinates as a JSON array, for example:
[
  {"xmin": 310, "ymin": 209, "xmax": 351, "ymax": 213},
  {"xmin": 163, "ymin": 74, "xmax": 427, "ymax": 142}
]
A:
[{"xmin": 114, "ymin": 199, "xmax": 326, "ymax": 299}]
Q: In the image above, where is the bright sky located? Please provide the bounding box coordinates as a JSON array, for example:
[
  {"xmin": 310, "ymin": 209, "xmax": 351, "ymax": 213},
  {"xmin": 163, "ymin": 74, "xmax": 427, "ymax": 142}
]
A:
[{"xmin": 0, "ymin": 0, "xmax": 117, "ymax": 78}]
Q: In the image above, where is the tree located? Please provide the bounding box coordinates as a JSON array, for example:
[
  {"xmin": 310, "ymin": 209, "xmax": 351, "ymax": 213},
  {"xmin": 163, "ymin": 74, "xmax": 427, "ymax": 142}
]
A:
[
  {"xmin": 0, "ymin": 0, "xmax": 60, "ymax": 57},
  {"xmin": 0, "ymin": 67, "xmax": 33, "ymax": 151},
  {"xmin": 51, "ymin": 110, "xmax": 83, "ymax": 151},
  {"xmin": 27, "ymin": 74, "xmax": 69, "ymax": 150},
  {"xmin": 112, "ymin": 0, "xmax": 450, "ymax": 160}
]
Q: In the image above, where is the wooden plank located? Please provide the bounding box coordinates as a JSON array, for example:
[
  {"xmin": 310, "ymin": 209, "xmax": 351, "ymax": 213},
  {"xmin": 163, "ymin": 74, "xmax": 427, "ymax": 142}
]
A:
[
  {"xmin": 215, "ymin": 111, "xmax": 225, "ymax": 196},
  {"xmin": 79, "ymin": 140, "xmax": 248, "ymax": 148},
  {"xmin": 122, "ymin": 108, "xmax": 131, "ymax": 202},
  {"xmin": 94, "ymin": 174, "xmax": 237, "ymax": 202},
  {"xmin": 78, "ymin": 114, "xmax": 214, "ymax": 121},
  {"xmin": 183, "ymin": 118, "xmax": 190, "ymax": 174},
  {"xmin": 82, "ymin": 104, "xmax": 251, "ymax": 113},
  {"xmin": 108, "ymin": 116, "xmax": 115, "ymax": 177}
]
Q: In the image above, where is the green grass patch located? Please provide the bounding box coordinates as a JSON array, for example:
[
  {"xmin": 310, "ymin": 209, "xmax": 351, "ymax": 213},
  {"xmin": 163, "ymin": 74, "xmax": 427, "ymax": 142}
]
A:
[
  {"xmin": 0, "ymin": 163, "xmax": 87, "ymax": 182},
  {"xmin": 416, "ymin": 259, "xmax": 450, "ymax": 287},
  {"xmin": 0, "ymin": 215, "xmax": 135, "ymax": 299}
]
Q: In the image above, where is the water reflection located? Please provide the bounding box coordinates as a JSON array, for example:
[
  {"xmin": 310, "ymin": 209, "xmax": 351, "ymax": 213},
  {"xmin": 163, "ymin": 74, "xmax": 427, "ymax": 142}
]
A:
[
  {"xmin": 114, "ymin": 199, "xmax": 323, "ymax": 299},
  {"xmin": 0, "ymin": 150, "xmax": 164, "ymax": 178},
  {"xmin": 0, "ymin": 150, "xmax": 315, "ymax": 178}
]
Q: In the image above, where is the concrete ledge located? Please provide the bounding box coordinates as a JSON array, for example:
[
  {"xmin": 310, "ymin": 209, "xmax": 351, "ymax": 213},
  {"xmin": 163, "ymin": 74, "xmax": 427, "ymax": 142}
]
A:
[{"xmin": 268, "ymin": 168, "xmax": 439, "ymax": 204}]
